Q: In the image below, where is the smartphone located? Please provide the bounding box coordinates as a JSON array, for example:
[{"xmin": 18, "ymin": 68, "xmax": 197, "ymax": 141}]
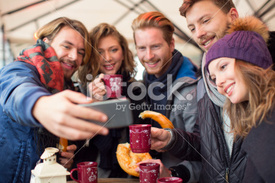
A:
[{"xmin": 79, "ymin": 98, "xmax": 133, "ymax": 128}]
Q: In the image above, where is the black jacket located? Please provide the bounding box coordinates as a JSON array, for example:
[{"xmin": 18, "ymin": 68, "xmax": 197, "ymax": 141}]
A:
[
  {"xmin": 242, "ymin": 108, "xmax": 275, "ymax": 183},
  {"xmin": 167, "ymin": 92, "xmax": 247, "ymax": 183}
]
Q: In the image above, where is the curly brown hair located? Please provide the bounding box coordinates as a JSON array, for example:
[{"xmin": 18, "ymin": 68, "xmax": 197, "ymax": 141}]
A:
[{"xmin": 78, "ymin": 23, "xmax": 136, "ymax": 85}]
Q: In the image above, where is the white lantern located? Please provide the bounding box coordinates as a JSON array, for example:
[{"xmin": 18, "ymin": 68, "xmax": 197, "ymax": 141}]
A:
[{"xmin": 30, "ymin": 147, "xmax": 70, "ymax": 183}]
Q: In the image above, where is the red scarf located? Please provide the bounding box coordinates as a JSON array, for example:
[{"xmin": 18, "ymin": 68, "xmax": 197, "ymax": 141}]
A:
[{"xmin": 16, "ymin": 39, "xmax": 64, "ymax": 93}]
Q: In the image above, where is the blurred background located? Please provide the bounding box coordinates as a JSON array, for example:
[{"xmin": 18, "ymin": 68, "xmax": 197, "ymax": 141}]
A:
[{"xmin": 0, "ymin": 0, "xmax": 274, "ymax": 80}]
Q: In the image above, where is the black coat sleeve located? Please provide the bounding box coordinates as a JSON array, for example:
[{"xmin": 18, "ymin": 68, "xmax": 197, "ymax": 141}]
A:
[
  {"xmin": 242, "ymin": 110, "xmax": 275, "ymax": 183},
  {"xmin": 167, "ymin": 125, "xmax": 201, "ymax": 161}
]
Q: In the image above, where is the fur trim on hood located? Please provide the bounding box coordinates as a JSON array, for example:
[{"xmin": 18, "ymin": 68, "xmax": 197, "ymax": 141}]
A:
[
  {"xmin": 227, "ymin": 16, "xmax": 269, "ymax": 42},
  {"xmin": 205, "ymin": 16, "xmax": 273, "ymax": 71}
]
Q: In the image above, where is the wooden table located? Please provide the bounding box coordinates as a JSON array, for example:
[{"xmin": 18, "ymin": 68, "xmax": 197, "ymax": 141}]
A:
[{"xmin": 68, "ymin": 178, "xmax": 139, "ymax": 183}]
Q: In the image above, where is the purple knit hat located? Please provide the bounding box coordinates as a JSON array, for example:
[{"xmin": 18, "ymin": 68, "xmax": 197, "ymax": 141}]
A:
[{"xmin": 205, "ymin": 29, "xmax": 272, "ymax": 72}]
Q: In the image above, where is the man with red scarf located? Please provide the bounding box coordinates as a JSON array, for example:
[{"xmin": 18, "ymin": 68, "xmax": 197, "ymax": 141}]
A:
[{"xmin": 0, "ymin": 17, "xmax": 109, "ymax": 182}]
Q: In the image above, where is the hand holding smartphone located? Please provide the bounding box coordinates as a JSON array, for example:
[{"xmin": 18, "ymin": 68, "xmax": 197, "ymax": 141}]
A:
[{"xmin": 79, "ymin": 98, "xmax": 133, "ymax": 128}]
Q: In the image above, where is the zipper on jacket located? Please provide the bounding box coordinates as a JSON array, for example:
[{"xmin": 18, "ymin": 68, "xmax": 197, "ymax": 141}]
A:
[{"xmin": 225, "ymin": 168, "xmax": 229, "ymax": 183}]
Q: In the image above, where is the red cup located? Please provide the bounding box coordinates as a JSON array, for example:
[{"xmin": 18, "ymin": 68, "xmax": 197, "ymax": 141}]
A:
[
  {"xmin": 103, "ymin": 74, "xmax": 122, "ymax": 98},
  {"xmin": 157, "ymin": 177, "xmax": 183, "ymax": 183},
  {"xmin": 70, "ymin": 161, "xmax": 98, "ymax": 183},
  {"xmin": 139, "ymin": 163, "xmax": 160, "ymax": 183},
  {"xmin": 129, "ymin": 124, "xmax": 151, "ymax": 153}
]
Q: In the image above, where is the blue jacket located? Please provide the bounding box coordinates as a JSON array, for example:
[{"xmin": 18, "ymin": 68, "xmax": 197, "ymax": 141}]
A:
[
  {"xmin": 0, "ymin": 61, "xmax": 51, "ymax": 183},
  {"xmin": 144, "ymin": 49, "xmax": 197, "ymax": 116},
  {"xmin": 143, "ymin": 50, "xmax": 200, "ymax": 182}
]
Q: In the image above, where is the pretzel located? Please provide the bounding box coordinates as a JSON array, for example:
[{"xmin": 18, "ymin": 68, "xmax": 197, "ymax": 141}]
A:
[
  {"xmin": 116, "ymin": 143, "xmax": 152, "ymax": 177},
  {"xmin": 59, "ymin": 137, "xmax": 68, "ymax": 152},
  {"xmin": 117, "ymin": 111, "xmax": 173, "ymax": 177},
  {"xmin": 139, "ymin": 111, "xmax": 174, "ymax": 129}
]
